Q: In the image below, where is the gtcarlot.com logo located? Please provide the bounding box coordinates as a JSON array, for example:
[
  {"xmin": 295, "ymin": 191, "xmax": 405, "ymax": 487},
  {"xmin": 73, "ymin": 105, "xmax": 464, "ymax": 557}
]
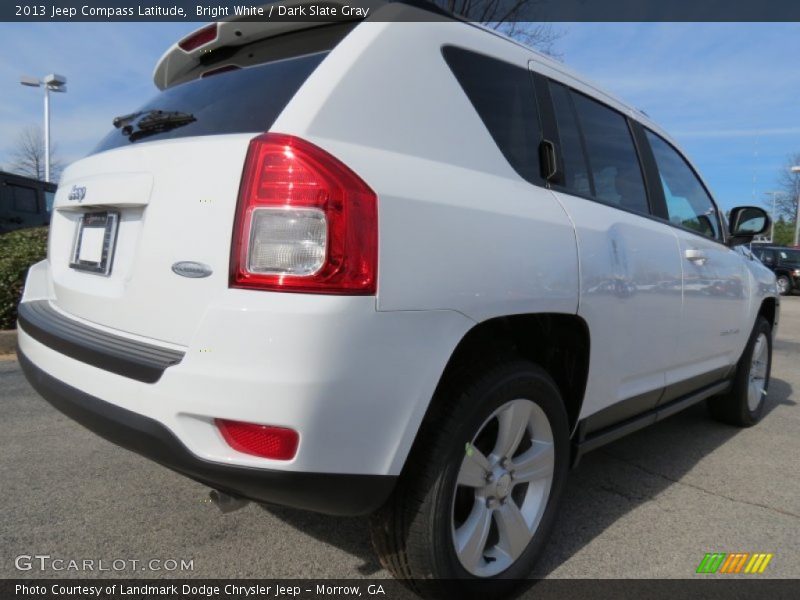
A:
[
  {"xmin": 696, "ymin": 552, "xmax": 773, "ymax": 574},
  {"xmin": 14, "ymin": 554, "xmax": 194, "ymax": 572}
]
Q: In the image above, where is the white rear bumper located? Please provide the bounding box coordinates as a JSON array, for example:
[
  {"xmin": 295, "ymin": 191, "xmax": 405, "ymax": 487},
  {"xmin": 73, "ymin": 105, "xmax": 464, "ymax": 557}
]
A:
[{"xmin": 19, "ymin": 260, "xmax": 473, "ymax": 477}]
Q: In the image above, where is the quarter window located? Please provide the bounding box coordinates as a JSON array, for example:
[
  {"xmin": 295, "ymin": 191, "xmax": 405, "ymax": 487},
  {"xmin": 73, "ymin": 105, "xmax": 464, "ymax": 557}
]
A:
[
  {"xmin": 443, "ymin": 46, "xmax": 542, "ymax": 184},
  {"xmin": 645, "ymin": 130, "xmax": 721, "ymax": 240}
]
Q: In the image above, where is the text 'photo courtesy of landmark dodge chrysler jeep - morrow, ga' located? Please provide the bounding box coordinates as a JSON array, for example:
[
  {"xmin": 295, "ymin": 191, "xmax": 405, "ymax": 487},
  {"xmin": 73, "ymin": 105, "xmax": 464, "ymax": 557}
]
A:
[{"xmin": 16, "ymin": 4, "xmax": 779, "ymax": 598}]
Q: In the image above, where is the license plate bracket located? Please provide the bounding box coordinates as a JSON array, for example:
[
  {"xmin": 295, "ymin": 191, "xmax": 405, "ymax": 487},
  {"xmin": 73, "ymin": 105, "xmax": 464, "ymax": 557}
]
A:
[{"xmin": 69, "ymin": 211, "xmax": 120, "ymax": 276}]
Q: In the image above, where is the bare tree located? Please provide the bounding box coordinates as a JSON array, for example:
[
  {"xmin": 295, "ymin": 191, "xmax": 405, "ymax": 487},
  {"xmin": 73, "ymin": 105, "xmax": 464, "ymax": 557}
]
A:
[
  {"xmin": 768, "ymin": 152, "xmax": 800, "ymax": 222},
  {"xmin": 8, "ymin": 126, "xmax": 63, "ymax": 182},
  {"xmin": 438, "ymin": 0, "xmax": 564, "ymax": 57},
  {"xmin": 492, "ymin": 21, "xmax": 563, "ymax": 57}
]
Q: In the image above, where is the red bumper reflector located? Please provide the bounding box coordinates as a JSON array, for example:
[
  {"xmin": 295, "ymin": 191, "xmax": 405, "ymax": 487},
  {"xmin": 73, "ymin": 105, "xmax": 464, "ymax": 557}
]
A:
[{"xmin": 215, "ymin": 419, "xmax": 299, "ymax": 460}]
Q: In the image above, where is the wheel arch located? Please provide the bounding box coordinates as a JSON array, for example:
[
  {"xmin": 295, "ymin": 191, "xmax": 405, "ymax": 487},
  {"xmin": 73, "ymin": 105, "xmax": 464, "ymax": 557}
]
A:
[
  {"xmin": 417, "ymin": 313, "xmax": 591, "ymax": 445},
  {"xmin": 758, "ymin": 296, "xmax": 778, "ymax": 331}
]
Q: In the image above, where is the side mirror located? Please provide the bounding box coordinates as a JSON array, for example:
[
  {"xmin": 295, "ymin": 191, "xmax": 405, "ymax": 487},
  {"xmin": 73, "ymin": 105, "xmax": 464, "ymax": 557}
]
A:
[{"xmin": 728, "ymin": 206, "xmax": 770, "ymax": 246}]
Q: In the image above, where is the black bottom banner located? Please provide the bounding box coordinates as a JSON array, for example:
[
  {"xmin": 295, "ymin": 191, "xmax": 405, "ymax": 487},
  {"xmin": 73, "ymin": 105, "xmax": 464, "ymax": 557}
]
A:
[{"xmin": 3, "ymin": 579, "xmax": 800, "ymax": 600}]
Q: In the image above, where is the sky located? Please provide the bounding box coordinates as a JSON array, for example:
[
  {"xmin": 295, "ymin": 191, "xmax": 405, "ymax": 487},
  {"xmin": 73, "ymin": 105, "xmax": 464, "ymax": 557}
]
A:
[{"xmin": 0, "ymin": 21, "xmax": 798, "ymax": 212}]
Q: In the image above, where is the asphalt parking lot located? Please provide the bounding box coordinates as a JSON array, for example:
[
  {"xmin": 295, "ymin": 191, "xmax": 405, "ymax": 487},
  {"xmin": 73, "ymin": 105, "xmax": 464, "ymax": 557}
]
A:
[{"xmin": 1, "ymin": 298, "xmax": 798, "ymax": 580}]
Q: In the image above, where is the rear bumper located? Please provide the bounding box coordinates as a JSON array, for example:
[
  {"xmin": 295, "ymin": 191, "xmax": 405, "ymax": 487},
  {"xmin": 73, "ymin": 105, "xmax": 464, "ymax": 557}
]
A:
[
  {"xmin": 19, "ymin": 349, "xmax": 395, "ymax": 516},
  {"xmin": 17, "ymin": 261, "xmax": 475, "ymax": 511},
  {"xmin": 18, "ymin": 300, "xmax": 184, "ymax": 383}
]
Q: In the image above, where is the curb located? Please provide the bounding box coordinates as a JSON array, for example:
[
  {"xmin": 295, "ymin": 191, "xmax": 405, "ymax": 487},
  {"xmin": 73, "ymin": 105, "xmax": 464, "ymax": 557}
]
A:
[{"xmin": 0, "ymin": 329, "xmax": 17, "ymax": 355}]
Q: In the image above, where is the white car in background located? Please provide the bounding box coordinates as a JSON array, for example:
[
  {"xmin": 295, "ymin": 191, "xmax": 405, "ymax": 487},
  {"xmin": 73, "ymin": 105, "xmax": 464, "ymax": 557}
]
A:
[{"xmin": 17, "ymin": 4, "xmax": 778, "ymax": 597}]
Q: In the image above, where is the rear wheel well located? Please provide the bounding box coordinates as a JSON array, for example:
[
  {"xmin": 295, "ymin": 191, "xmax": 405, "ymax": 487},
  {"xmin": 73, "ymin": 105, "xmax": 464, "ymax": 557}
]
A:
[{"xmin": 431, "ymin": 314, "xmax": 590, "ymax": 433}]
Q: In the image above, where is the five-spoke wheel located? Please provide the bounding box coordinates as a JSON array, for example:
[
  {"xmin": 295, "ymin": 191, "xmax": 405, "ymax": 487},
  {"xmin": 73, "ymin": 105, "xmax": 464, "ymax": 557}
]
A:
[
  {"xmin": 370, "ymin": 360, "xmax": 569, "ymax": 598},
  {"xmin": 709, "ymin": 315, "xmax": 772, "ymax": 427},
  {"xmin": 452, "ymin": 399, "xmax": 554, "ymax": 576}
]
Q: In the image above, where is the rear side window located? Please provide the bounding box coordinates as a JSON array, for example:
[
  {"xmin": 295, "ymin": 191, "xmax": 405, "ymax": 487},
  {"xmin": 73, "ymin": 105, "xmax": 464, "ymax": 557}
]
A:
[
  {"xmin": 442, "ymin": 46, "xmax": 542, "ymax": 184},
  {"xmin": 94, "ymin": 52, "xmax": 328, "ymax": 154},
  {"xmin": 645, "ymin": 130, "xmax": 721, "ymax": 240},
  {"xmin": 548, "ymin": 83, "xmax": 649, "ymax": 214},
  {"xmin": 570, "ymin": 92, "xmax": 649, "ymax": 214},
  {"xmin": 549, "ymin": 84, "xmax": 591, "ymax": 196}
]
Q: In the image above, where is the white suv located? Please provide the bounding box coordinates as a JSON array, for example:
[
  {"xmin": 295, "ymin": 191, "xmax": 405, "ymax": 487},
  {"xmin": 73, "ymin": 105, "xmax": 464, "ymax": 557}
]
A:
[{"xmin": 18, "ymin": 6, "xmax": 779, "ymax": 596}]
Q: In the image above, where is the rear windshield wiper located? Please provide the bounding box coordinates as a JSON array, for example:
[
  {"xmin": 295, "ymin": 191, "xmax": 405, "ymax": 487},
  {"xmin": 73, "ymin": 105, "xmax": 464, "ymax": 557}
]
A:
[
  {"xmin": 112, "ymin": 109, "xmax": 196, "ymax": 142},
  {"xmin": 113, "ymin": 110, "xmax": 145, "ymax": 129}
]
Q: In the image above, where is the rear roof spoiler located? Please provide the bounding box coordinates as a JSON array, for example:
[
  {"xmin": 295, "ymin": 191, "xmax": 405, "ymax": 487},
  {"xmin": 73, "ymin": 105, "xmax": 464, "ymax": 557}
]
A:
[
  {"xmin": 153, "ymin": 1, "xmax": 364, "ymax": 90},
  {"xmin": 152, "ymin": 0, "xmax": 456, "ymax": 90}
]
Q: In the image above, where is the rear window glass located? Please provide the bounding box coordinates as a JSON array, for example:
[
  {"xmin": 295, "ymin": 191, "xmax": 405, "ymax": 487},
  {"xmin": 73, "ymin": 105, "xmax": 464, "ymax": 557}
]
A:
[
  {"xmin": 94, "ymin": 52, "xmax": 327, "ymax": 154},
  {"xmin": 442, "ymin": 46, "xmax": 542, "ymax": 184}
]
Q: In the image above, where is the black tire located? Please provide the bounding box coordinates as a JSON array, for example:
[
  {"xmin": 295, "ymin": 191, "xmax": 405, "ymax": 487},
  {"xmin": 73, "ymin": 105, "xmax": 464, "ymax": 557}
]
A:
[
  {"xmin": 776, "ymin": 276, "xmax": 791, "ymax": 296},
  {"xmin": 369, "ymin": 360, "xmax": 570, "ymax": 599},
  {"xmin": 708, "ymin": 316, "xmax": 772, "ymax": 427}
]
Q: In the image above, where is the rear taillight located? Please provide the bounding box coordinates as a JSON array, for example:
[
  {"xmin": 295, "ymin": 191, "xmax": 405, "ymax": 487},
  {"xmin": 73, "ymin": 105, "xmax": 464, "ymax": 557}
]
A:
[
  {"xmin": 178, "ymin": 23, "xmax": 218, "ymax": 52},
  {"xmin": 230, "ymin": 133, "xmax": 377, "ymax": 294},
  {"xmin": 216, "ymin": 419, "xmax": 299, "ymax": 460}
]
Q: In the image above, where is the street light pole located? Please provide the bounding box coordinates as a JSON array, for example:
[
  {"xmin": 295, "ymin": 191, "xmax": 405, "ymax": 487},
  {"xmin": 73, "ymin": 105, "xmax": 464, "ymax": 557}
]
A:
[
  {"xmin": 764, "ymin": 191, "xmax": 783, "ymax": 243},
  {"xmin": 20, "ymin": 73, "xmax": 67, "ymax": 183},
  {"xmin": 44, "ymin": 84, "xmax": 50, "ymax": 184},
  {"xmin": 792, "ymin": 166, "xmax": 800, "ymax": 247}
]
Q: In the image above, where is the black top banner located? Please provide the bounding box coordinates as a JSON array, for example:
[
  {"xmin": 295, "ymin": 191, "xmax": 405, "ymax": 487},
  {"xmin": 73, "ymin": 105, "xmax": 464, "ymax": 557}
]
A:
[{"xmin": 4, "ymin": 0, "xmax": 800, "ymax": 22}]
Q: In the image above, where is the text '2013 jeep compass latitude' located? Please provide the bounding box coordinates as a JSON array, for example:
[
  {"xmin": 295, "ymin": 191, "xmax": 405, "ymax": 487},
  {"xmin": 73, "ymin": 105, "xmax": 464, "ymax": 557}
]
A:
[{"xmin": 18, "ymin": 5, "xmax": 779, "ymax": 597}]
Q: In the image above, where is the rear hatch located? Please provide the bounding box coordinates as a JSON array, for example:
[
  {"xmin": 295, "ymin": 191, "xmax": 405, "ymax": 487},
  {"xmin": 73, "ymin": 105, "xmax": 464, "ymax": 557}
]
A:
[{"xmin": 48, "ymin": 24, "xmax": 350, "ymax": 346}]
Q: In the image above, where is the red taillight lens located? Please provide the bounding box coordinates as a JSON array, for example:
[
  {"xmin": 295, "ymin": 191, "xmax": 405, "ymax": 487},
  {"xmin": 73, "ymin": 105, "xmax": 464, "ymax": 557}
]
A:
[
  {"xmin": 178, "ymin": 23, "xmax": 218, "ymax": 52},
  {"xmin": 230, "ymin": 133, "xmax": 378, "ymax": 294},
  {"xmin": 216, "ymin": 419, "xmax": 299, "ymax": 460}
]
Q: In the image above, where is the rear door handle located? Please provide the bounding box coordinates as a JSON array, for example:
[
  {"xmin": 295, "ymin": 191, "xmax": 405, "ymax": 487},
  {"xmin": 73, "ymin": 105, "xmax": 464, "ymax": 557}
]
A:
[{"xmin": 684, "ymin": 249, "xmax": 708, "ymax": 265}]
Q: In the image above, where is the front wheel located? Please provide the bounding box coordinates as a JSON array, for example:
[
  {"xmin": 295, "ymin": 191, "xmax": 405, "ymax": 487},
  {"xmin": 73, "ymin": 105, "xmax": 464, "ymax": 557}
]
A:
[
  {"xmin": 369, "ymin": 361, "xmax": 569, "ymax": 598},
  {"xmin": 708, "ymin": 316, "xmax": 772, "ymax": 427}
]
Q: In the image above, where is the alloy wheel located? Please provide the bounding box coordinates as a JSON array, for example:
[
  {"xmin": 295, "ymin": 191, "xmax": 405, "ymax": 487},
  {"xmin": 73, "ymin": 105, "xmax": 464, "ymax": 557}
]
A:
[
  {"xmin": 451, "ymin": 398, "xmax": 554, "ymax": 577},
  {"xmin": 747, "ymin": 332, "xmax": 769, "ymax": 412}
]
